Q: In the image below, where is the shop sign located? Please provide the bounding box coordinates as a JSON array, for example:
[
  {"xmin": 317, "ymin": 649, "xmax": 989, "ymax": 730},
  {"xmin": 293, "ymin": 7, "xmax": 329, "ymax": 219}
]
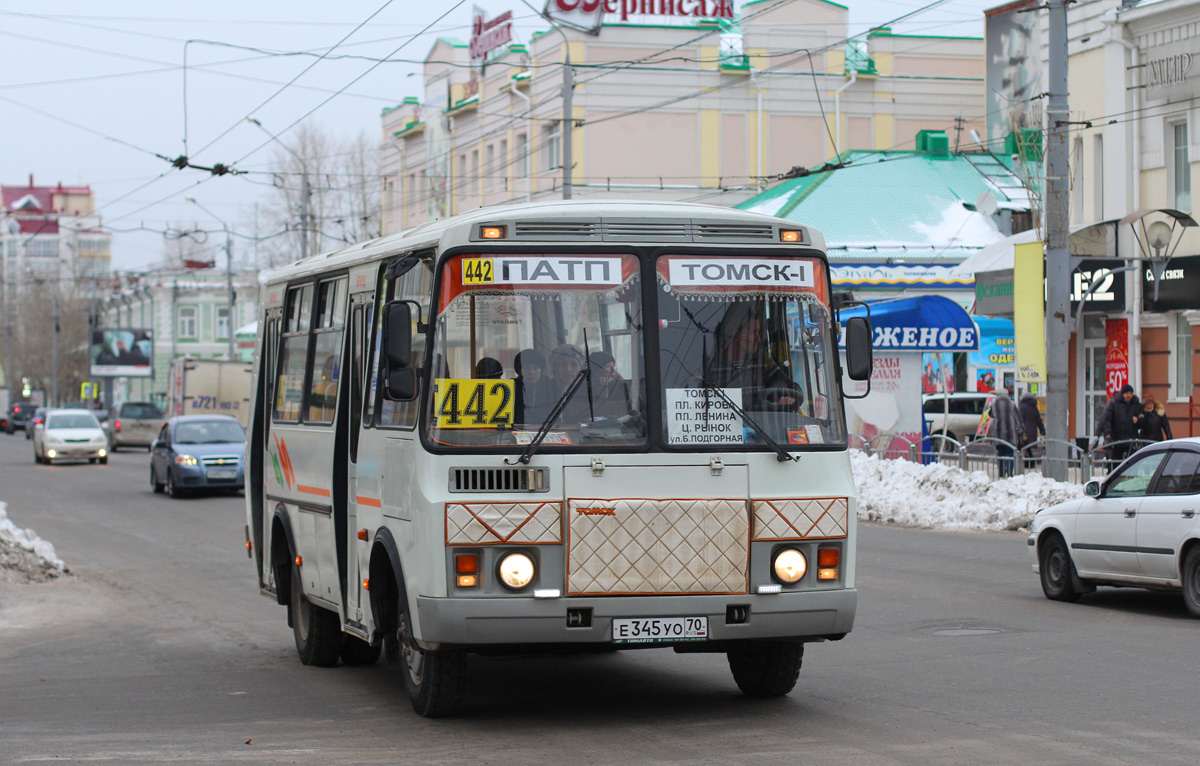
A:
[
  {"xmin": 1105, "ymin": 318, "xmax": 1129, "ymax": 399},
  {"xmin": 1142, "ymin": 39, "xmax": 1199, "ymax": 100},
  {"xmin": 549, "ymin": 0, "xmax": 735, "ymax": 24},
  {"xmin": 975, "ymin": 269, "xmax": 1013, "ymax": 316},
  {"xmin": 1143, "ymin": 255, "xmax": 1200, "ymax": 311},
  {"xmin": 470, "ymin": 8, "xmax": 514, "ymax": 63},
  {"xmin": 1071, "ymin": 257, "xmax": 1126, "ymax": 312}
]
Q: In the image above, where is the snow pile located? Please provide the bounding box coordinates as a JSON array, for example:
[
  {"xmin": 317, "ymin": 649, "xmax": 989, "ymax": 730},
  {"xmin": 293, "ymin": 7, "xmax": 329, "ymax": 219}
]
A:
[
  {"xmin": 850, "ymin": 449, "xmax": 1085, "ymax": 531},
  {"xmin": 0, "ymin": 501, "xmax": 68, "ymax": 583}
]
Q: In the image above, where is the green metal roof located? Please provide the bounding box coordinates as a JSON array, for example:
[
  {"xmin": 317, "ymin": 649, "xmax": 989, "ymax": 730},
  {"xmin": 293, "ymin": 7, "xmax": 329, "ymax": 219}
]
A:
[{"xmin": 736, "ymin": 149, "xmax": 1032, "ymax": 263}]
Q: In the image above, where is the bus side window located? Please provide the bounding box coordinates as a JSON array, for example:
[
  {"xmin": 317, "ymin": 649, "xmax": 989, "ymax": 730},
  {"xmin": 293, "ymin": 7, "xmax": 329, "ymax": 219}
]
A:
[
  {"xmin": 274, "ymin": 284, "xmax": 313, "ymax": 422},
  {"xmin": 305, "ymin": 277, "xmax": 347, "ymax": 424},
  {"xmin": 376, "ymin": 257, "xmax": 433, "ymax": 429}
]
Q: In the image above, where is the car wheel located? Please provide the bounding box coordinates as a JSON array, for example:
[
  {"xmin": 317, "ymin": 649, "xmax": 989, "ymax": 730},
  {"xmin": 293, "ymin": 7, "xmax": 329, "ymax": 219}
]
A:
[
  {"xmin": 165, "ymin": 469, "xmax": 184, "ymax": 498},
  {"xmin": 151, "ymin": 465, "xmax": 165, "ymax": 494},
  {"xmin": 34, "ymin": 449, "xmax": 41, "ymax": 464},
  {"xmin": 98, "ymin": 456, "xmax": 108, "ymax": 466},
  {"xmin": 398, "ymin": 598, "xmax": 467, "ymax": 717},
  {"xmin": 1182, "ymin": 546, "xmax": 1200, "ymax": 619},
  {"xmin": 290, "ymin": 562, "xmax": 342, "ymax": 667},
  {"xmin": 726, "ymin": 641, "xmax": 803, "ymax": 698},
  {"xmin": 1039, "ymin": 533, "xmax": 1082, "ymax": 603}
]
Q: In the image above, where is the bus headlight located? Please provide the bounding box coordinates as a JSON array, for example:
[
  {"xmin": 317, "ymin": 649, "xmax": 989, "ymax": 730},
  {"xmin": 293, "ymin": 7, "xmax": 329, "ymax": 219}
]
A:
[
  {"xmin": 773, "ymin": 548, "xmax": 807, "ymax": 583},
  {"xmin": 498, "ymin": 552, "xmax": 535, "ymax": 590}
]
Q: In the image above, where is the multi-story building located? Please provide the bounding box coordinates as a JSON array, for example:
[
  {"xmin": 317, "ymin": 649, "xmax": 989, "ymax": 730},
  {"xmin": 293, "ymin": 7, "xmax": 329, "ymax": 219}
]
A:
[
  {"xmin": 381, "ymin": 0, "xmax": 987, "ymax": 232},
  {"xmin": 98, "ymin": 265, "xmax": 259, "ymax": 405},
  {"xmin": 985, "ymin": 0, "xmax": 1200, "ymax": 438}
]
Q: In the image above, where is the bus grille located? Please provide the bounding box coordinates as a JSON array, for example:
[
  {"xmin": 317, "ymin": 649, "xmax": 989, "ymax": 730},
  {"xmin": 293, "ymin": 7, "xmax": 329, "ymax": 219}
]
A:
[
  {"xmin": 448, "ymin": 466, "xmax": 550, "ymax": 493},
  {"xmin": 513, "ymin": 221, "xmax": 600, "ymax": 240},
  {"xmin": 503, "ymin": 219, "xmax": 783, "ymax": 244},
  {"xmin": 696, "ymin": 223, "xmax": 776, "ymax": 241},
  {"xmin": 566, "ymin": 498, "xmax": 749, "ymax": 595}
]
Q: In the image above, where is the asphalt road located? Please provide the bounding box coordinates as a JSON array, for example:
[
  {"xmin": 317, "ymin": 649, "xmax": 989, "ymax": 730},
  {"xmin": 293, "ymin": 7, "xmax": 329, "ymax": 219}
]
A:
[{"xmin": 0, "ymin": 432, "xmax": 1197, "ymax": 765}]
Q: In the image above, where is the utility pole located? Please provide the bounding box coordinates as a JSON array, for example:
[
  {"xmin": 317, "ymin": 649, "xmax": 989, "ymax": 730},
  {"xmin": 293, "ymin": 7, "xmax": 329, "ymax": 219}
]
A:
[
  {"xmin": 51, "ymin": 292, "xmax": 59, "ymax": 407},
  {"xmin": 1044, "ymin": 0, "xmax": 1071, "ymax": 480},
  {"xmin": 2, "ymin": 244, "xmax": 13, "ymax": 406},
  {"xmin": 300, "ymin": 172, "xmax": 311, "ymax": 258},
  {"xmin": 562, "ymin": 41, "xmax": 573, "ymax": 201},
  {"xmin": 225, "ymin": 226, "xmax": 235, "ymax": 360}
]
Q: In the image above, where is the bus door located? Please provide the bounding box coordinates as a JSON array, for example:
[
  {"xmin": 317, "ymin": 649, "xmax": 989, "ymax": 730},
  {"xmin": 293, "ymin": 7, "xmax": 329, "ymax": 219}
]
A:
[
  {"xmin": 251, "ymin": 307, "xmax": 283, "ymax": 583},
  {"xmin": 345, "ymin": 293, "xmax": 373, "ymax": 619}
]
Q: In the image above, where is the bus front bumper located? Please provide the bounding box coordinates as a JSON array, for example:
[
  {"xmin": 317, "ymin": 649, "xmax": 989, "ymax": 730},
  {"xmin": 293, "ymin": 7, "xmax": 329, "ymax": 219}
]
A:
[{"xmin": 416, "ymin": 589, "xmax": 856, "ymax": 648}]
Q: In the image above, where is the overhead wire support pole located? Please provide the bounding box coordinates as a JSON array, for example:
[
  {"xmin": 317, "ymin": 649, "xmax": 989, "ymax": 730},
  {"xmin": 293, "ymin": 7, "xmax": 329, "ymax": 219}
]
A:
[{"xmin": 1044, "ymin": 0, "xmax": 1071, "ymax": 481}]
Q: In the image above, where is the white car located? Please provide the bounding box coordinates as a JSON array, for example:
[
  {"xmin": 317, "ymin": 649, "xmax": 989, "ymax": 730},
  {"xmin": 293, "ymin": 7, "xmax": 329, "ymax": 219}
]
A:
[
  {"xmin": 1029, "ymin": 437, "xmax": 1200, "ymax": 617},
  {"xmin": 922, "ymin": 392, "xmax": 993, "ymax": 444},
  {"xmin": 34, "ymin": 410, "xmax": 109, "ymax": 465}
]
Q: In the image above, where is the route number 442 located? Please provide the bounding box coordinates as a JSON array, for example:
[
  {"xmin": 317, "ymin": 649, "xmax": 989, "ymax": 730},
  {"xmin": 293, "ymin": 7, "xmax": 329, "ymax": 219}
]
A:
[{"xmin": 433, "ymin": 378, "xmax": 513, "ymax": 429}]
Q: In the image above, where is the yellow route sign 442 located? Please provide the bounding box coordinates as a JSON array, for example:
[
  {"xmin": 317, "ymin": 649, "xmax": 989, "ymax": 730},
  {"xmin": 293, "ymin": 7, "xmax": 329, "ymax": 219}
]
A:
[{"xmin": 433, "ymin": 378, "xmax": 514, "ymax": 428}]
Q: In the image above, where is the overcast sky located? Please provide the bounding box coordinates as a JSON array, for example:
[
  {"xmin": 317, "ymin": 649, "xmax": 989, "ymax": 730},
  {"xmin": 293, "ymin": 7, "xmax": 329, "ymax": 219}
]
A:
[{"xmin": 0, "ymin": 0, "xmax": 999, "ymax": 270}]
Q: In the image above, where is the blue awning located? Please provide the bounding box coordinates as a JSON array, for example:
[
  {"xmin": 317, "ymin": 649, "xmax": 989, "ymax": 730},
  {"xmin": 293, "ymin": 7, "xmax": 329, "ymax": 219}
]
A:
[{"xmin": 839, "ymin": 295, "xmax": 979, "ymax": 351}]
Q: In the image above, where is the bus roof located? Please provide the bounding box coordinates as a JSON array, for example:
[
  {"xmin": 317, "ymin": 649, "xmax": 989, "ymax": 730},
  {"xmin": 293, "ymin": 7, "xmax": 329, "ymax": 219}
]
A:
[{"xmin": 261, "ymin": 199, "xmax": 827, "ymax": 287}]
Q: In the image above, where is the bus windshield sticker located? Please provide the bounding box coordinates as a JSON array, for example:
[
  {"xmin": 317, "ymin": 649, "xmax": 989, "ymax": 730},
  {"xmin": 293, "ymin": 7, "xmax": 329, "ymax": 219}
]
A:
[
  {"xmin": 513, "ymin": 431, "xmax": 572, "ymax": 445},
  {"xmin": 433, "ymin": 378, "xmax": 515, "ymax": 429},
  {"xmin": 664, "ymin": 387, "xmax": 745, "ymax": 445},
  {"xmin": 461, "ymin": 256, "xmax": 623, "ymax": 286},
  {"xmin": 667, "ymin": 258, "xmax": 813, "ymax": 288}
]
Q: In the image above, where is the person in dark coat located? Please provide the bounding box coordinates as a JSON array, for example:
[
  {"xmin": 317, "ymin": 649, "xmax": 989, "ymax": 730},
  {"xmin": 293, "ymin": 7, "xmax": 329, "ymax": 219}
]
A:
[
  {"xmin": 1098, "ymin": 384, "xmax": 1142, "ymax": 461},
  {"xmin": 1018, "ymin": 392, "xmax": 1045, "ymax": 467},
  {"xmin": 1139, "ymin": 395, "xmax": 1174, "ymax": 442},
  {"xmin": 512, "ymin": 349, "xmax": 553, "ymax": 427},
  {"xmin": 989, "ymin": 387, "xmax": 1023, "ymax": 477}
]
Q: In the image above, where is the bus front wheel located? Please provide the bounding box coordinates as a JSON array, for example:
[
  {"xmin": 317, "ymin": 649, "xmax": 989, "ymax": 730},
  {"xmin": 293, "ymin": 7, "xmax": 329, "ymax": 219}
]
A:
[
  {"xmin": 398, "ymin": 601, "xmax": 466, "ymax": 717},
  {"xmin": 727, "ymin": 641, "xmax": 803, "ymax": 698},
  {"xmin": 290, "ymin": 563, "xmax": 341, "ymax": 667}
]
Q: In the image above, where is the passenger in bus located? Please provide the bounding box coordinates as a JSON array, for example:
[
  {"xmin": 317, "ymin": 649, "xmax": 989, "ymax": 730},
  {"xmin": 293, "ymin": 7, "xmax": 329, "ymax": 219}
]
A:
[
  {"xmin": 550, "ymin": 344, "xmax": 592, "ymax": 422},
  {"xmin": 588, "ymin": 350, "xmax": 631, "ymax": 417},
  {"xmin": 309, "ymin": 355, "xmax": 339, "ymax": 421},
  {"xmin": 706, "ymin": 304, "xmax": 802, "ymax": 411},
  {"xmin": 513, "ymin": 349, "xmax": 552, "ymax": 426},
  {"xmin": 474, "ymin": 357, "xmax": 503, "ymax": 380}
]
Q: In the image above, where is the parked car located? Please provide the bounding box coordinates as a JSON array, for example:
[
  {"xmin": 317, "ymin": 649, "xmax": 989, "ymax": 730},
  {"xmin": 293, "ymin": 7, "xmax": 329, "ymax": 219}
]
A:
[
  {"xmin": 33, "ymin": 409, "xmax": 108, "ymax": 465},
  {"xmin": 25, "ymin": 407, "xmax": 48, "ymax": 441},
  {"xmin": 150, "ymin": 415, "xmax": 246, "ymax": 498},
  {"xmin": 105, "ymin": 401, "xmax": 164, "ymax": 451},
  {"xmin": 5, "ymin": 402, "xmax": 40, "ymax": 435},
  {"xmin": 1029, "ymin": 437, "xmax": 1200, "ymax": 617},
  {"xmin": 922, "ymin": 392, "xmax": 993, "ymax": 444}
]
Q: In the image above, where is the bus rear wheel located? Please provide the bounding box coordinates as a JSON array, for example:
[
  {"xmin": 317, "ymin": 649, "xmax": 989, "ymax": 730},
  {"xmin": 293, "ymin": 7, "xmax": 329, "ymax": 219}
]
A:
[
  {"xmin": 727, "ymin": 641, "xmax": 803, "ymax": 698},
  {"xmin": 398, "ymin": 602, "xmax": 466, "ymax": 717},
  {"xmin": 290, "ymin": 563, "xmax": 342, "ymax": 667}
]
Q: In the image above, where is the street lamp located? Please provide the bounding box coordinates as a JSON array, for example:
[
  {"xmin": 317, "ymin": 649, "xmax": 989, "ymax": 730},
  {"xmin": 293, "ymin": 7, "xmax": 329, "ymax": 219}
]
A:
[
  {"xmin": 185, "ymin": 197, "xmax": 237, "ymax": 361},
  {"xmin": 247, "ymin": 117, "xmax": 312, "ymax": 258}
]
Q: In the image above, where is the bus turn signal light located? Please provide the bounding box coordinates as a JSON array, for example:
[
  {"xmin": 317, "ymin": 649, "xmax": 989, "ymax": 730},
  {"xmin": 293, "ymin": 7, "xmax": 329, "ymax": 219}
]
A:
[
  {"xmin": 361, "ymin": 579, "xmax": 369, "ymax": 591},
  {"xmin": 294, "ymin": 555, "xmax": 303, "ymax": 567},
  {"xmin": 780, "ymin": 229, "xmax": 802, "ymax": 243},
  {"xmin": 357, "ymin": 529, "xmax": 369, "ymax": 541},
  {"xmin": 818, "ymin": 548, "xmax": 840, "ymax": 567},
  {"xmin": 455, "ymin": 553, "xmax": 479, "ymax": 574},
  {"xmin": 481, "ymin": 225, "xmax": 506, "ymax": 239},
  {"xmin": 818, "ymin": 568, "xmax": 839, "ymax": 580},
  {"xmin": 457, "ymin": 575, "xmax": 478, "ymax": 588}
]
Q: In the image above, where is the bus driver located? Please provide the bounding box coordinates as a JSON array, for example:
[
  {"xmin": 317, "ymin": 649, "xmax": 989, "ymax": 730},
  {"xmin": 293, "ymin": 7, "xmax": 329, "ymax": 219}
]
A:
[{"xmin": 706, "ymin": 302, "xmax": 803, "ymax": 411}]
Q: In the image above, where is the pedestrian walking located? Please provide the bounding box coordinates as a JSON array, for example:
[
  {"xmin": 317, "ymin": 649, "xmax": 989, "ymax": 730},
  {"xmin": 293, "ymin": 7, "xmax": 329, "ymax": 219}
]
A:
[
  {"xmin": 1018, "ymin": 392, "xmax": 1045, "ymax": 468},
  {"xmin": 989, "ymin": 387, "xmax": 1023, "ymax": 477},
  {"xmin": 1139, "ymin": 395, "xmax": 1174, "ymax": 442},
  {"xmin": 1098, "ymin": 384, "xmax": 1142, "ymax": 462}
]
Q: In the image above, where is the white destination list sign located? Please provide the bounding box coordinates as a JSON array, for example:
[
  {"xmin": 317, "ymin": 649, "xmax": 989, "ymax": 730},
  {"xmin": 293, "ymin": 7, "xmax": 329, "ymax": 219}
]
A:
[
  {"xmin": 665, "ymin": 387, "xmax": 745, "ymax": 445},
  {"xmin": 668, "ymin": 258, "xmax": 813, "ymax": 287}
]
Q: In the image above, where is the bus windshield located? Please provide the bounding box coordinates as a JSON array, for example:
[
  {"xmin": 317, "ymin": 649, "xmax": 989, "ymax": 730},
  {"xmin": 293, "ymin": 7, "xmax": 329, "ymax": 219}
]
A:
[
  {"xmin": 427, "ymin": 253, "xmax": 646, "ymax": 448},
  {"xmin": 656, "ymin": 254, "xmax": 847, "ymax": 449}
]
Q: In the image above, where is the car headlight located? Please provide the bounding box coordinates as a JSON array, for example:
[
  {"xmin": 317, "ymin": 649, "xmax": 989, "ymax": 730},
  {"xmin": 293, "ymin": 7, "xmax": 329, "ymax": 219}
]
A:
[
  {"xmin": 498, "ymin": 552, "xmax": 535, "ymax": 590},
  {"xmin": 773, "ymin": 548, "xmax": 808, "ymax": 584},
  {"xmin": 175, "ymin": 454, "xmax": 199, "ymax": 466}
]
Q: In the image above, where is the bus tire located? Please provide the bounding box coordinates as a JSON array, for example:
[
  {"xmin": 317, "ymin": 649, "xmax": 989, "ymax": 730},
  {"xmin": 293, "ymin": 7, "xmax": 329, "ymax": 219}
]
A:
[
  {"xmin": 340, "ymin": 634, "xmax": 382, "ymax": 666},
  {"xmin": 290, "ymin": 563, "xmax": 342, "ymax": 667},
  {"xmin": 726, "ymin": 641, "xmax": 803, "ymax": 698},
  {"xmin": 398, "ymin": 602, "xmax": 466, "ymax": 717}
]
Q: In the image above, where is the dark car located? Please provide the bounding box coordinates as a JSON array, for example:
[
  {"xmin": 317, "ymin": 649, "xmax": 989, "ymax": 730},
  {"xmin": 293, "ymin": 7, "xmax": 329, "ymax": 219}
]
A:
[
  {"xmin": 5, "ymin": 402, "xmax": 40, "ymax": 435},
  {"xmin": 150, "ymin": 415, "xmax": 246, "ymax": 498}
]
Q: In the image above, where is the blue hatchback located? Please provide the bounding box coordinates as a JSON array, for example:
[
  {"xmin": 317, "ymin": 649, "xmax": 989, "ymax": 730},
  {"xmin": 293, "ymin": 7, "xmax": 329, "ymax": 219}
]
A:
[{"xmin": 150, "ymin": 415, "xmax": 246, "ymax": 498}]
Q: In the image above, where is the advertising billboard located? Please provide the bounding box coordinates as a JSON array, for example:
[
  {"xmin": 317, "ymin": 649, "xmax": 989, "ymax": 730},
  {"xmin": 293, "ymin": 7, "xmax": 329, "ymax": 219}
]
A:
[{"xmin": 89, "ymin": 328, "xmax": 153, "ymax": 378}]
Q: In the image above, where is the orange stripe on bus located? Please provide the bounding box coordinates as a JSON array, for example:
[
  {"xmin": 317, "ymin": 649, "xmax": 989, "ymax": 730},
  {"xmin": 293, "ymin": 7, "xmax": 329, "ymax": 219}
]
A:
[
  {"xmin": 356, "ymin": 496, "xmax": 382, "ymax": 508},
  {"xmin": 297, "ymin": 485, "xmax": 331, "ymax": 497}
]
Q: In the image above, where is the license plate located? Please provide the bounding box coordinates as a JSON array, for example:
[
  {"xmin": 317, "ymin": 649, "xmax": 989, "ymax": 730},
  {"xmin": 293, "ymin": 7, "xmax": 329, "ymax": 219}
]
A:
[
  {"xmin": 612, "ymin": 617, "xmax": 708, "ymax": 644},
  {"xmin": 207, "ymin": 469, "xmax": 237, "ymax": 480}
]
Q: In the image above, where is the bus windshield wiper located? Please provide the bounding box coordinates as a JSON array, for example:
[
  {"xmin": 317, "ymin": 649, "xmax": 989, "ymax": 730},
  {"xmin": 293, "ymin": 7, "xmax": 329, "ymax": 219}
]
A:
[
  {"xmin": 506, "ymin": 368, "xmax": 588, "ymax": 465},
  {"xmin": 700, "ymin": 385, "xmax": 796, "ymax": 463}
]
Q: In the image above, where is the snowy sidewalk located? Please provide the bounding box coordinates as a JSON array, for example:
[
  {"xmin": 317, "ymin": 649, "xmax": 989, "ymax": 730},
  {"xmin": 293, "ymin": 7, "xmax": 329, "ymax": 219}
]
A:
[{"xmin": 851, "ymin": 449, "xmax": 1084, "ymax": 531}]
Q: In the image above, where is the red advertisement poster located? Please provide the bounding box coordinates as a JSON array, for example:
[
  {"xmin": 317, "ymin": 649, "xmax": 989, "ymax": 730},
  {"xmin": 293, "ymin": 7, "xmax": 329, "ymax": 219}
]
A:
[{"xmin": 1105, "ymin": 318, "xmax": 1129, "ymax": 399}]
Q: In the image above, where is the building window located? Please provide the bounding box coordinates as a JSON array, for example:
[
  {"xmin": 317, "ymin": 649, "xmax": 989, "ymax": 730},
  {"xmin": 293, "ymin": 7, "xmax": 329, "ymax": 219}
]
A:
[
  {"xmin": 1175, "ymin": 313, "xmax": 1193, "ymax": 400},
  {"xmin": 469, "ymin": 149, "xmax": 479, "ymax": 197},
  {"xmin": 1093, "ymin": 134, "xmax": 1104, "ymax": 221},
  {"xmin": 1071, "ymin": 136, "xmax": 1084, "ymax": 223},
  {"xmin": 1174, "ymin": 123, "xmax": 1191, "ymax": 212},
  {"xmin": 499, "ymin": 138, "xmax": 509, "ymax": 190},
  {"xmin": 516, "ymin": 132, "xmax": 529, "ymax": 177},
  {"xmin": 485, "ymin": 144, "xmax": 495, "ymax": 192},
  {"xmin": 546, "ymin": 123, "xmax": 561, "ymax": 171},
  {"xmin": 177, "ymin": 306, "xmax": 197, "ymax": 339},
  {"xmin": 216, "ymin": 306, "xmax": 231, "ymax": 340}
]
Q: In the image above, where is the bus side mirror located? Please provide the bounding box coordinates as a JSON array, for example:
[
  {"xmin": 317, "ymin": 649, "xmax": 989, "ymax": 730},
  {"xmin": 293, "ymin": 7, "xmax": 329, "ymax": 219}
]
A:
[
  {"xmin": 382, "ymin": 301, "xmax": 417, "ymax": 401},
  {"xmin": 844, "ymin": 317, "xmax": 873, "ymax": 381}
]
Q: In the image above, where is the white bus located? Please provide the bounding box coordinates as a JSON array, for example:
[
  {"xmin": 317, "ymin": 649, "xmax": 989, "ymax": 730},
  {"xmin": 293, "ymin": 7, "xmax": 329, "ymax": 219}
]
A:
[{"xmin": 245, "ymin": 200, "xmax": 872, "ymax": 716}]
